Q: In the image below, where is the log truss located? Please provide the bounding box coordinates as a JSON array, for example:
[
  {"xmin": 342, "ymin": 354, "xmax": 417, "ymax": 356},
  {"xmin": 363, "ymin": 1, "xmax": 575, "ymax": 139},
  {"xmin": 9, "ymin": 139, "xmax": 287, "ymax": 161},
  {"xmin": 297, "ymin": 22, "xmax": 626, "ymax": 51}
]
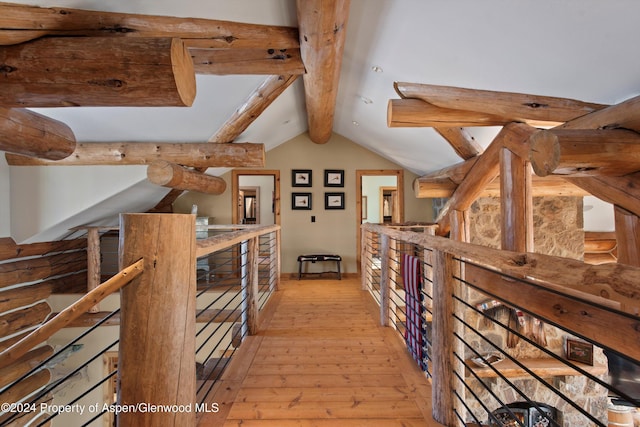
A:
[
  {"xmin": 390, "ymin": 82, "xmax": 640, "ymax": 256},
  {"xmin": 0, "ymin": 2, "xmax": 349, "ymax": 195}
]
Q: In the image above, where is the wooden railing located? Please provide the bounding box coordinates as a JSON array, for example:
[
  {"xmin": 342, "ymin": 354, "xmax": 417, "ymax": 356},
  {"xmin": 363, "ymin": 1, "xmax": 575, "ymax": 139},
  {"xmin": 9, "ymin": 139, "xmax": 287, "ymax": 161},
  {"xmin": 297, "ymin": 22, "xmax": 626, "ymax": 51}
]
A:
[
  {"xmin": 362, "ymin": 222, "xmax": 640, "ymax": 427},
  {"xmin": 0, "ymin": 216, "xmax": 281, "ymax": 427}
]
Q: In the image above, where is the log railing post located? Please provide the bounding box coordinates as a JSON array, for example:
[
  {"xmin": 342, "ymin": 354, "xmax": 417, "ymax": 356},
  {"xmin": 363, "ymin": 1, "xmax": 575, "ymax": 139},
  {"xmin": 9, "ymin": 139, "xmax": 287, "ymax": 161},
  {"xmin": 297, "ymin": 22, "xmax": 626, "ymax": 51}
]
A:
[
  {"xmin": 118, "ymin": 213, "xmax": 196, "ymax": 427},
  {"xmin": 379, "ymin": 233, "xmax": 391, "ymax": 326},
  {"xmin": 243, "ymin": 237, "xmax": 260, "ymax": 335},
  {"xmin": 360, "ymin": 227, "xmax": 368, "ymax": 290},
  {"xmin": 86, "ymin": 227, "xmax": 101, "ymax": 313},
  {"xmin": 431, "ymin": 249, "xmax": 461, "ymax": 426},
  {"xmin": 273, "ymin": 229, "xmax": 281, "ymax": 292}
]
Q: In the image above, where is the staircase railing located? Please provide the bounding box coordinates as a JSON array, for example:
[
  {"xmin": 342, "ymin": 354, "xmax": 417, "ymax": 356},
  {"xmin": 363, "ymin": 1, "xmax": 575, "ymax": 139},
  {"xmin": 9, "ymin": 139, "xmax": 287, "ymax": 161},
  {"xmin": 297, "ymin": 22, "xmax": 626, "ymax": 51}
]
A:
[{"xmin": 362, "ymin": 222, "xmax": 640, "ymax": 427}]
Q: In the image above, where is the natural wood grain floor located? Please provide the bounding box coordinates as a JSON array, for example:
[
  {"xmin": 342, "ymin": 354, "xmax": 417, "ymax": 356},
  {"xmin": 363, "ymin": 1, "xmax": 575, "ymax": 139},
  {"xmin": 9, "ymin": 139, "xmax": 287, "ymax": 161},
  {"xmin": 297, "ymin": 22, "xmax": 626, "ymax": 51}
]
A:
[{"xmin": 198, "ymin": 278, "xmax": 437, "ymax": 427}]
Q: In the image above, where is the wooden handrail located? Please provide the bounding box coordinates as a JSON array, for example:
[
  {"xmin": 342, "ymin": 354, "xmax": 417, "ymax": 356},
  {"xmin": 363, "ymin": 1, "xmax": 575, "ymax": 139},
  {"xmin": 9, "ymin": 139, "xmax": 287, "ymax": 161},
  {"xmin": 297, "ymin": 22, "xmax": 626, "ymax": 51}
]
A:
[
  {"xmin": 196, "ymin": 224, "xmax": 280, "ymax": 258},
  {"xmin": 363, "ymin": 223, "xmax": 640, "ymax": 314},
  {"xmin": 0, "ymin": 258, "xmax": 144, "ymax": 370}
]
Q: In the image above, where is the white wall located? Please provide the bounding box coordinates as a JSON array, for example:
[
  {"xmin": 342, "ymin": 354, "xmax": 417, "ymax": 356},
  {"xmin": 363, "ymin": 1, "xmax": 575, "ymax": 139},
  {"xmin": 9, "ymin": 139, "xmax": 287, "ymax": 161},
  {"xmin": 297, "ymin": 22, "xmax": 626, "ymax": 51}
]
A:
[
  {"xmin": 0, "ymin": 156, "xmax": 10, "ymax": 237},
  {"xmin": 9, "ymin": 166, "xmax": 150, "ymax": 242}
]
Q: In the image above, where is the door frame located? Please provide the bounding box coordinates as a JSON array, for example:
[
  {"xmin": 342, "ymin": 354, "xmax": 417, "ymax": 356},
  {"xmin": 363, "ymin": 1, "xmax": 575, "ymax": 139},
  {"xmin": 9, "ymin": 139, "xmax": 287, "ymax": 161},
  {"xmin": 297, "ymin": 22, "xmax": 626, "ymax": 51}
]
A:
[
  {"xmin": 232, "ymin": 170, "xmax": 281, "ymax": 225},
  {"xmin": 356, "ymin": 170, "xmax": 404, "ymax": 269}
]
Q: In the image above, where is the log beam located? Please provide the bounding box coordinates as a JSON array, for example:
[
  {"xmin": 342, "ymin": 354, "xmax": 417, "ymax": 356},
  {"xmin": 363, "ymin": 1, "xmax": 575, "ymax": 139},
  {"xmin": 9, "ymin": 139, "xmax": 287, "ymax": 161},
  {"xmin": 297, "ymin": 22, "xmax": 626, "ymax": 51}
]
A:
[
  {"xmin": 6, "ymin": 142, "xmax": 265, "ymax": 167},
  {"xmin": 210, "ymin": 75, "xmax": 299, "ymax": 143},
  {"xmin": 529, "ymin": 129, "xmax": 640, "ymax": 177},
  {"xmin": 297, "ymin": 0, "xmax": 351, "ymax": 144},
  {"xmin": 614, "ymin": 206, "xmax": 640, "ymax": 266},
  {"xmin": 0, "ymin": 108, "xmax": 75, "ymax": 160},
  {"xmin": 414, "ymin": 174, "xmax": 588, "ymax": 198},
  {"xmin": 0, "ymin": 3, "xmax": 300, "ymax": 49},
  {"xmin": 394, "ymin": 82, "xmax": 607, "ymax": 126},
  {"xmin": 436, "ymin": 123, "xmax": 538, "ymax": 235},
  {"xmin": 434, "ymin": 127, "xmax": 483, "ymax": 160},
  {"xmin": 149, "ymin": 75, "xmax": 296, "ymax": 213},
  {"xmin": 191, "ymin": 48, "xmax": 304, "ymax": 75},
  {"xmin": 147, "ymin": 161, "xmax": 227, "ymax": 194},
  {"xmin": 0, "ymin": 37, "xmax": 195, "ymax": 108},
  {"xmin": 568, "ymin": 173, "xmax": 640, "ymax": 220},
  {"xmin": 387, "ymin": 98, "xmax": 514, "ymax": 127}
]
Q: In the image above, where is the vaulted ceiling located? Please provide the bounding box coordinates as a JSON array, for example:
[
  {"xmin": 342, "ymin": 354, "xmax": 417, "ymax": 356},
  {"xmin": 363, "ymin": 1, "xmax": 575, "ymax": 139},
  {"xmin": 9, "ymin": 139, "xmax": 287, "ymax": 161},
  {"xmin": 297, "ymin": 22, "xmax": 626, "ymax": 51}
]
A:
[{"xmin": 4, "ymin": 0, "xmax": 640, "ymax": 239}]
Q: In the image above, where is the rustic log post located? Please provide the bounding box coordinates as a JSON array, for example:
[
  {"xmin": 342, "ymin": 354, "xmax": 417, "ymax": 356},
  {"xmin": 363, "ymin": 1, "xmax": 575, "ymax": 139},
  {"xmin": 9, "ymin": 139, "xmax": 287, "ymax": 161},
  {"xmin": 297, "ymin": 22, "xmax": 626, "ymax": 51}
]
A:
[
  {"xmin": 431, "ymin": 250, "xmax": 460, "ymax": 425},
  {"xmin": 243, "ymin": 237, "xmax": 260, "ymax": 335},
  {"xmin": 86, "ymin": 228, "xmax": 101, "ymax": 313},
  {"xmin": 147, "ymin": 160, "xmax": 227, "ymax": 194},
  {"xmin": 614, "ymin": 206, "xmax": 640, "ymax": 266},
  {"xmin": 360, "ymin": 227, "xmax": 369, "ymax": 290},
  {"xmin": 0, "ymin": 37, "xmax": 195, "ymax": 107},
  {"xmin": 501, "ymin": 148, "xmax": 533, "ymax": 252},
  {"xmin": 119, "ymin": 213, "xmax": 196, "ymax": 427},
  {"xmin": 379, "ymin": 233, "xmax": 391, "ymax": 326}
]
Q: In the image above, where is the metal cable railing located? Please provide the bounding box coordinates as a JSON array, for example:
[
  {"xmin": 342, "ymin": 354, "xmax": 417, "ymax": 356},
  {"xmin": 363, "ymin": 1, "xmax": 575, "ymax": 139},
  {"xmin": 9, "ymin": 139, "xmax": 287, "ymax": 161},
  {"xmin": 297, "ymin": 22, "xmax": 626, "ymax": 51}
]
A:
[{"xmin": 362, "ymin": 222, "xmax": 640, "ymax": 427}]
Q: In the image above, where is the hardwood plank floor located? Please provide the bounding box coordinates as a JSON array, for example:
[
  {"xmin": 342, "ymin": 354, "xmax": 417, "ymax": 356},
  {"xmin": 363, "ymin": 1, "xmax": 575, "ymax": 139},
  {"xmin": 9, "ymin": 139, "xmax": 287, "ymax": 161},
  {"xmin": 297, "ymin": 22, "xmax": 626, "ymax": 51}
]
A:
[{"xmin": 198, "ymin": 278, "xmax": 437, "ymax": 426}]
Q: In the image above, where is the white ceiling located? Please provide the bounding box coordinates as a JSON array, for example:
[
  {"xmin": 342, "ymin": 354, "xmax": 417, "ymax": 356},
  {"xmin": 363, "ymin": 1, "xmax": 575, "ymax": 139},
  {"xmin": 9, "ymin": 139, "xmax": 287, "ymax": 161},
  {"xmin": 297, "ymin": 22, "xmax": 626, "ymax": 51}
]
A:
[{"xmin": 8, "ymin": 0, "xmax": 636, "ymax": 236}]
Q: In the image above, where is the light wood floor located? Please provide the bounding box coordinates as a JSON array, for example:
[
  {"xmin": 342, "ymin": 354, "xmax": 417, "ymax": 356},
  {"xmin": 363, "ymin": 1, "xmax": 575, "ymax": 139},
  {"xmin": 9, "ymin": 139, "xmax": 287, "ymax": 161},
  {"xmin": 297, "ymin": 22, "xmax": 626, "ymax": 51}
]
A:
[{"xmin": 198, "ymin": 278, "xmax": 437, "ymax": 427}]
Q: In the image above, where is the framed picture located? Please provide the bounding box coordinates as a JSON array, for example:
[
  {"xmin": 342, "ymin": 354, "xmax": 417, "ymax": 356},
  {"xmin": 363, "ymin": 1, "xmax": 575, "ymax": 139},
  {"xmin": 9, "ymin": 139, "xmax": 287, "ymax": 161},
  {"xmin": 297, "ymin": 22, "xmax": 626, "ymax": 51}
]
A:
[
  {"xmin": 292, "ymin": 192, "xmax": 312, "ymax": 210},
  {"xmin": 325, "ymin": 192, "xmax": 344, "ymax": 210},
  {"xmin": 292, "ymin": 169, "xmax": 312, "ymax": 187},
  {"xmin": 566, "ymin": 338, "xmax": 594, "ymax": 365},
  {"xmin": 324, "ymin": 169, "xmax": 344, "ymax": 187}
]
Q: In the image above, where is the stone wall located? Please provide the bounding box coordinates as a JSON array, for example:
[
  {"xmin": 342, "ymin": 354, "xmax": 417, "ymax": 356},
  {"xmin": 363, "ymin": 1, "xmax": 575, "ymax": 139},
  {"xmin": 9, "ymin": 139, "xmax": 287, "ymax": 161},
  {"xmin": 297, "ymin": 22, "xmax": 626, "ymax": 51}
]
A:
[{"xmin": 462, "ymin": 196, "xmax": 608, "ymax": 426}]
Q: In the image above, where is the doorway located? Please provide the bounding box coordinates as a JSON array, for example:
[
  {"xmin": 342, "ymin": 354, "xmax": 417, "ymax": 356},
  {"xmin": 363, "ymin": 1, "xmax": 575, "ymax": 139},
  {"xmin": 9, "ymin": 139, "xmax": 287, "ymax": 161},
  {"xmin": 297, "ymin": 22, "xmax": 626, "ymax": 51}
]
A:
[
  {"xmin": 232, "ymin": 170, "xmax": 280, "ymax": 225},
  {"xmin": 356, "ymin": 170, "xmax": 404, "ymax": 267}
]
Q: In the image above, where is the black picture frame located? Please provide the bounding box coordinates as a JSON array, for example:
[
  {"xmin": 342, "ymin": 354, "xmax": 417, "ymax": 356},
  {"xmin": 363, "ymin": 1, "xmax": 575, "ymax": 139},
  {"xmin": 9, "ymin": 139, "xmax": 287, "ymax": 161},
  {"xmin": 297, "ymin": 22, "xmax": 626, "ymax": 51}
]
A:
[
  {"xmin": 324, "ymin": 169, "xmax": 344, "ymax": 187},
  {"xmin": 325, "ymin": 192, "xmax": 345, "ymax": 210},
  {"xmin": 292, "ymin": 169, "xmax": 312, "ymax": 187},
  {"xmin": 292, "ymin": 192, "xmax": 312, "ymax": 210}
]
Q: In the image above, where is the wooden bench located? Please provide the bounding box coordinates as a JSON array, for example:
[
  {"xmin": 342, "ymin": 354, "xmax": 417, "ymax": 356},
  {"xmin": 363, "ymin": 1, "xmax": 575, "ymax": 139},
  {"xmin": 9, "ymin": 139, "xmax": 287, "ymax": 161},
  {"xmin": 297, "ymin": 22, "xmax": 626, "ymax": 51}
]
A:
[{"xmin": 297, "ymin": 254, "xmax": 342, "ymax": 280}]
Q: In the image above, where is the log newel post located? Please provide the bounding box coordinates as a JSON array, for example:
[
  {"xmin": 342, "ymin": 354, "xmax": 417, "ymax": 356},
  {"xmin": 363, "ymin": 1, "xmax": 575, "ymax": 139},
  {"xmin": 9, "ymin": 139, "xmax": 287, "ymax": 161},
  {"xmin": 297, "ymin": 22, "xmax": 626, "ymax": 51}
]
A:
[
  {"xmin": 118, "ymin": 213, "xmax": 196, "ymax": 427},
  {"xmin": 379, "ymin": 233, "xmax": 391, "ymax": 326},
  {"xmin": 431, "ymin": 249, "xmax": 460, "ymax": 426},
  {"xmin": 86, "ymin": 228, "xmax": 101, "ymax": 313}
]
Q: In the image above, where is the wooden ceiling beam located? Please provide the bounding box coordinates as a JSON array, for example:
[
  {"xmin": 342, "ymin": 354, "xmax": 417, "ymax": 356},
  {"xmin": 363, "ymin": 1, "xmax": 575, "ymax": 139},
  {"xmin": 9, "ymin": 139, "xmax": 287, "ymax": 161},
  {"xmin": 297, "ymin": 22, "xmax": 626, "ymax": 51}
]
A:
[
  {"xmin": 529, "ymin": 128, "xmax": 640, "ymax": 177},
  {"xmin": 147, "ymin": 161, "xmax": 226, "ymax": 194},
  {"xmin": 433, "ymin": 127, "xmax": 483, "ymax": 160},
  {"xmin": 394, "ymin": 82, "xmax": 607, "ymax": 126},
  {"xmin": 0, "ymin": 3, "xmax": 299, "ymax": 49},
  {"xmin": 0, "ymin": 108, "xmax": 75, "ymax": 160},
  {"xmin": 5, "ymin": 142, "xmax": 264, "ymax": 167},
  {"xmin": 436, "ymin": 123, "xmax": 538, "ymax": 235},
  {"xmin": 191, "ymin": 48, "xmax": 304, "ymax": 75},
  {"xmin": 209, "ymin": 75, "xmax": 299, "ymax": 143},
  {"xmin": 0, "ymin": 37, "xmax": 195, "ymax": 108},
  {"xmin": 387, "ymin": 98, "xmax": 514, "ymax": 127},
  {"xmin": 150, "ymin": 75, "xmax": 298, "ymax": 213},
  {"xmin": 414, "ymin": 174, "xmax": 588, "ymax": 199},
  {"xmin": 568, "ymin": 173, "xmax": 640, "ymax": 218},
  {"xmin": 297, "ymin": 0, "xmax": 350, "ymax": 144}
]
